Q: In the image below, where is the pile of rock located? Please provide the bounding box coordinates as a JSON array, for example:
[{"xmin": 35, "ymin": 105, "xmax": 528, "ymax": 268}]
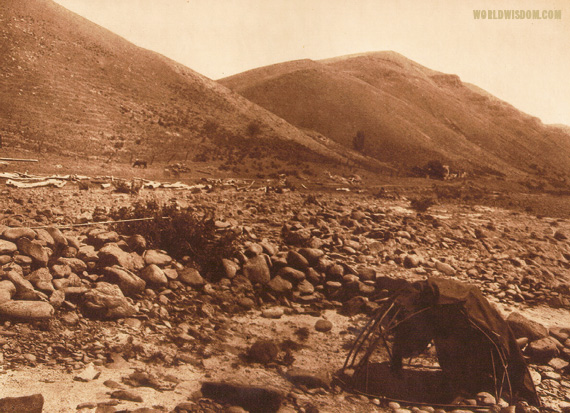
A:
[
  {"xmin": 506, "ymin": 312, "xmax": 570, "ymax": 408},
  {"xmin": 0, "ymin": 190, "xmax": 569, "ymax": 412},
  {"xmin": 272, "ymin": 200, "xmax": 570, "ymax": 313},
  {"xmin": 0, "ymin": 216, "xmax": 384, "ymax": 328},
  {"xmin": 0, "ymin": 225, "xmax": 206, "ymax": 323},
  {"xmin": 234, "ymin": 240, "xmax": 378, "ymax": 309}
]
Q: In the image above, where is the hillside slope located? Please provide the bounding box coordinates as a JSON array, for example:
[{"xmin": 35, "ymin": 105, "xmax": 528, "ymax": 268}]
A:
[
  {"xmin": 0, "ymin": 0, "xmax": 358, "ymax": 167},
  {"xmin": 220, "ymin": 51, "xmax": 570, "ymax": 178}
]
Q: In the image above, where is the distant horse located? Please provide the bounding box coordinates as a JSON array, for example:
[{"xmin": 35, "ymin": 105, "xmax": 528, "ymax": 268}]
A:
[{"xmin": 132, "ymin": 159, "xmax": 147, "ymax": 168}]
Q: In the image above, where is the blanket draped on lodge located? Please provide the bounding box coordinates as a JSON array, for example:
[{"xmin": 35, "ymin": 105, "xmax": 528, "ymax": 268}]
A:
[{"xmin": 390, "ymin": 277, "xmax": 540, "ymax": 406}]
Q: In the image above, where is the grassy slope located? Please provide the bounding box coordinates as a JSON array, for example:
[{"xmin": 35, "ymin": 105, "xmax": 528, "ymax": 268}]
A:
[
  {"xmin": 220, "ymin": 51, "xmax": 570, "ymax": 178},
  {"xmin": 0, "ymin": 0, "xmax": 355, "ymax": 167}
]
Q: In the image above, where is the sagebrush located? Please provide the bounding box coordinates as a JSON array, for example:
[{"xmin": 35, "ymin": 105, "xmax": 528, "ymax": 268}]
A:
[
  {"xmin": 410, "ymin": 196, "xmax": 436, "ymax": 213},
  {"xmin": 109, "ymin": 200, "xmax": 241, "ymax": 278}
]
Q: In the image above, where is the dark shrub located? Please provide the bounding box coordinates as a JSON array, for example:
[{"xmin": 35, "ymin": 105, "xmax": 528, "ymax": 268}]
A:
[
  {"xmin": 109, "ymin": 201, "xmax": 241, "ymax": 278},
  {"xmin": 353, "ymin": 130, "xmax": 365, "ymax": 151},
  {"xmin": 425, "ymin": 160, "xmax": 447, "ymax": 180},
  {"xmin": 410, "ymin": 197, "xmax": 436, "ymax": 213},
  {"xmin": 433, "ymin": 184, "xmax": 462, "ymax": 200},
  {"xmin": 246, "ymin": 121, "xmax": 262, "ymax": 137}
]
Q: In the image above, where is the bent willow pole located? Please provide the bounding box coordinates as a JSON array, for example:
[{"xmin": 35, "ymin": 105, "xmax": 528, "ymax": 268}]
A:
[{"xmin": 339, "ymin": 287, "xmax": 534, "ymax": 409}]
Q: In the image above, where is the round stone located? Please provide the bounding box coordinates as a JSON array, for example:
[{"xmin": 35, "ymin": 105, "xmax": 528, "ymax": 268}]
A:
[
  {"xmin": 315, "ymin": 319, "xmax": 333, "ymax": 332},
  {"xmin": 262, "ymin": 307, "xmax": 284, "ymax": 319}
]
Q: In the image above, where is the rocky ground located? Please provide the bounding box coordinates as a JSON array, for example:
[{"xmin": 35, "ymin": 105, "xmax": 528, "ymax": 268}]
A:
[{"xmin": 0, "ymin": 176, "xmax": 569, "ymax": 413}]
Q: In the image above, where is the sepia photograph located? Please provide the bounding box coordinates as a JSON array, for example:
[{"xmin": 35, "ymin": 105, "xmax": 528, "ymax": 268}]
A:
[{"xmin": 0, "ymin": 0, "xmax": 569, "ymax": 411}]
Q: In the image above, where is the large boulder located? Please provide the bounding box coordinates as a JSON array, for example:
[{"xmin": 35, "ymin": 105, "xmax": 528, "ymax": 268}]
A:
[
  {"xmin": 0, "ymin": 394, "xmax": 44, "ymax": 413},
  {"xmin": 266, "ymin": 276, "xmax": 293, "ymax": 294},
  {"xmin": 554, "ymin": 230, "xmax": 568, "ymax": 241},
  {"xmin": 143, "ymin": 250, "xmax": 172, "ymax": 266},
  {"xmin": 247, "ymin": 340, "xmax": 279, "ymax": 364},
  {"xmin": 283, "ymin": 227, "xmax": 311, "ymax": 246},
  {"xmin": 550, "ymin": 327, "xmax": 570, "ymax": 342},
  {"xmin": 66, "ymin": 236, "xmax": 81, "ymax": 249},
  {"xmin": 507, "ymin": 312, "xmax": 549, "ymax": 341},
  {"xmin": 243, "ymin": 255, "xmax": 271, "ymax": 284},
  {"xmin": 6, "ymin": 270, "xmax": 35, "ymax": 296},
  {"xmin": 314, "ymin": 319, "xmax": 333, "ymax": 332},
  {"xmin": 245, "ymin": 243, "xmax": 264, "ymax": 257},
  {"xmin": 177, "ymin": 267, "xmax": 205, "ymax": 287},
  {"xmin": 435, "ymin": 260, "xmax": 455, "ymax": 276},
  {"xmin": 103, "ymin": 266, "xmax": 146, "ymax": 296},
  {"xmin": 287, "ymin": 250, "xmax": 309, "ymax": 270},
  {"xmin": 2, "ymin": 227, "xmax": 37, "ymax": 241},
  {"xmin": 88, "ymin": 230, "xmax": 120, "ymax": 247},
  {"xmin": 403, "ymin": 254, "xmax": 422, "ymax": 268},
  {"xmin": 56, "ymin": 257, "xmax": 87, "ymax": 273},
  {"xmin": 16, "ymin": 238, "xmax": 50, "ymax": 267},
  {"xmin": 297, "ymin": 279, "xmax": 315, "ymax": 295},
  {"xmin": 221, "ymin": 258, "xmax": 239, "ymax": 279},
  {"xmin": 140, "ymin": 264, "xmax": 168, "ymax": 286},
  {"xmin": 98, "ymin": 243, "xmax": 143, "ymax": 271},
  {"xmin": 0, "ymin": 280, "xmax": 16, "ymax": 304},
  {"xmin": 285, "ymin": 368, "xmax": 332, "ymax": 389},
  {"xmin": 277, "ymin": 266, "xmax": 305, "ymax": 282},
  {"xmin": 528, "ymin": 337, "xmax": 560, "ymax": 363},
  {"xmin": 34, "ymin": 229, "xmax": 55, "ymax": 248},
  {"xmin": 476, "ymin": 392, "xmax": 496, "ymax": 407},
  {"xmin": 126, "ymin": 234, "xmax": 146, "ymax": 254},
  {"xmin": 0, "ymin": 300, "xmax": 54, "ymax": 320},
  {"xmin": 298, "ymin": 248, "xmax": 325, "ymax": 265},
  {"xmin": 259, "ymin": 239, "xmax": 277, "ymax": 256},
  {"xmin": 45, "ymin": 227, "xmax": 68, "ymax": 247},
  {"xmin": 357, "ymin": 267, "xmax": 376, "ymax": 281},
  {"xmin": 326, "ymin": 264, "xmax": 344, "ymax": 280},
  {"xmin": 82, "ymin": 282, "xmax": 137, "ymax": 319},
  {"xmin": 304, "ymin": 268, "xmax": 322, "ymax": 285},
  {"xmin": 51, "ymin": 264, "xmax": 72, "ymax": 279},
  {"xmin": 77, "ymin": 245, "xmax": 99, "ymax": 263},
  {"xmin": 25, "ymin": 268, "xmax": 54, "ymax": 293},
  {"xmin": 49, "ymin": 290, "xmax": 65, "ymax": 308},
  {"xmin": 341, "ymin": 296, "xmax": 368, "ymax": 316},
  {"xmin": 0, "ymin": 240, "xmax": 17, "ymax": 255}
]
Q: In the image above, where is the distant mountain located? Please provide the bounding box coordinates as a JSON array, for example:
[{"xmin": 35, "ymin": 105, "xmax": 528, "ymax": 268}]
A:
[
  {"xmin": 0, "ymin": 0, "xmax": 366, "ymax": 168},
  {"xmin": 220, "ymin": 51, "xmax": 570, "ymax": 178}
]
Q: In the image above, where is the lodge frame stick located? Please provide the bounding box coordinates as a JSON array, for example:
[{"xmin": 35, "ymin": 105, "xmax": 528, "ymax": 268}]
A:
[
  {"xmin": 352, "ymin": 304, "xmax": 402, "ymax": 372},
  {"xmin": 27, "ymin": 216, "xmax": 170, "ymax": 230},
  {"xmin": 343, "ymin": 301, "xmax": 394, "ymax": 370},
  {"xmin": 334, "ymin": 373, "xmax": 516, "ymax": 412},
  {"xmin": 359, "ymin": 306, "xmax": 402, "ymax": 370},
  {"xmin": 466, "ymin": 316, "xmax": 514, "ymax": 405}
]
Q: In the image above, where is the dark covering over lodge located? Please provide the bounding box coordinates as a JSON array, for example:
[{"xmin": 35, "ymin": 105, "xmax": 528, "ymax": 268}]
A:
[{"xmin": 344, "ymin": 277, "xmax": 541, "ymax": 407}]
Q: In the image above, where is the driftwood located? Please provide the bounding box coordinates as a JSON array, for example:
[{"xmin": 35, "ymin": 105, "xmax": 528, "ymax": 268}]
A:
[
  {"xmin": 6, "ymin": 179, "xmax": 66, "ymax": 188},
  {"xmin": 0, "ymin": 157, "xmax": 38, "ymax": 162}
]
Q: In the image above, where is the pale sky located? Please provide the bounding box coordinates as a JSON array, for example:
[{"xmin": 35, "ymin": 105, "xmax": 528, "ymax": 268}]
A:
[{"xmin": 53, "ymin": 0, "xmax": 570, "ymax": 126}]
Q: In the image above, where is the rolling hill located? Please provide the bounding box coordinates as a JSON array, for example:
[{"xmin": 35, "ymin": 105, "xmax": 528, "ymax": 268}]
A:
[
  {"xmin": 0, "ymin": 0, "xmax": 369, "ymax": 169},
  {"xmin": 220, "ymin": 51, "xmax": 570, "ymax": 178},
  {"xmin": 3, "ymin": 0, "xmax": 568, "ymax": 181}
]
